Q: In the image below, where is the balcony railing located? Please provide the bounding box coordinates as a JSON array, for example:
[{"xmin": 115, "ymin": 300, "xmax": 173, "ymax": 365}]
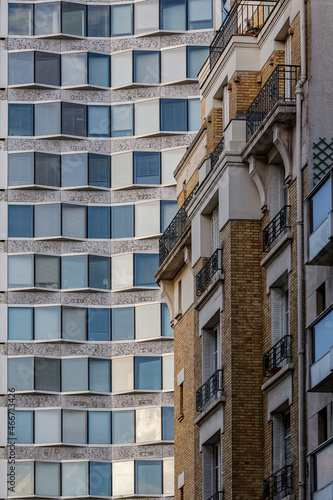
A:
[
  {"xmin": 263, "ymin": 205, "xmax": 290, "ymax": 252},
  {"xmin": 210, "ymin": 0, "xmax": 278, "ymax": 69},
  {"xmin": 159, "ymin": 184, "xmax": 198, "ymax": 265},
  {"xmin": 246, "ymin": 65, "xmax": 300, "ymax": 140},
  {"xmin": 207, "ymin": 492, "xmax": 224, "ymax": 500},
  {"xmin": 196, "ymin": 369, "xmax": 223, "ymax": 412},
  {"xmin": 263, "ymin": 465, "xmax": 292, "ymax": 500},
  {"xmin": 210, "ymin": 137, "xmax": 225, "ymax": 170},
  {"xmin": 196, "ymin": 248, "xmax": 222, "ymax": 296},
  {"xmin": 263, "ymin": 335, "xmax": 291, "ymax": 377}
]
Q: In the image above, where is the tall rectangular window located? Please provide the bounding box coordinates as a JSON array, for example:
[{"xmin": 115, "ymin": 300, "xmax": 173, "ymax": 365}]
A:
[
  {"xmin": 8, "ymin": 255, "xmax": 34, "ymax": 289},
  {"xmin": 8, "ymin": 152, "xmax": 34, "ymax": 186},
  {"xmin": 161, "ymin": 200, "xmax": 178, "ymax": 231},
  {"xmin": 89, "ymin": 154, "xmax": 110, "ymax": 188},
  {"xmin": 162, "ymin": 303, "xmax": 173, "ymax": 337},
  {"xmin": 8, "ymin": 462, "xmax": 34, "ymax": 496},
  {"xmin": 62, "ymin": 307, "xmax": 87, "ymax": 341},
  {"xmin": 8, "ymin": 4, "xmax": 33, "ymax": 35},
  {"xmin": 187, "ymin": 46, "xmax": 209, "ymax": 78},
  {"xmin": 63, "ymin": 410, "xmax": 87, "ymax": 444},
  {"xmin": 111, "ymin": 205, "xmax": 134, "ymax": 238},
  {"xmin": 90, "ymin": 462, "xmax": 111, "ymax": 496},
  {"xmin": 8, "ymin": 205, "xmax": 33, "ymax": 238},
  {"xmin": 62, "ymin": 255, "xmax": 88, "ymax": 289},
  {"xmin": 134, "ymin": 152, "xmax": 160, "ymax": 184},
  {"xmin": 162, "ymin": 407, "xmax": 174, "ymax": 440},
  {"xmin": 88, "ymin": 105, "xmax": 110, "ymax": 137},
  {"xmin": 62, "ymin": 53, "xmax": 87, "ymax": 86},
  {"xmin": 135, "ymin": 461, "xmax": 162, "ymax": 494},
  {"xmin": 89, "ymin": 358, "xmax": 111, "ymax": 392},
  {"xmin": 88, "ymin": 308, "xmax": 110, "ymax": 341},
  {"xmin": 89, "ymin": 411, "xmax": 111, "ymax": 444},
  {"xmin": 8, "ymin": 357, "xmax": 34, "ymax": 391},
  {"xmin": 134, "ymin": 254, "xmax": 159, "ymax": 286},
  {"xmin": 89, "ymin": 256, "xmax": 110, "ymax": 290},
  {"xmin": 35, "ymin": 102, "xmax": 61, "ymax": 136},
  {"xmin": 161, "ymin": 99, "xmax": 187, "ymax": 132},
  {"xmin": 35, "ymin": 255, "xmax": 60, "ymax": 289},
  {"xmin": 62, "ymin": 154, "xmax": 87, "ymax": 187},
  {"xmin": 111, "ymin": 104, "xmax": 133, "ymax": 137},
  {"xmin": 62, "ymin": 204, "xmax": 86, "ymax": 239},
  {"xmin": 188, "ymin": 0, "xmax": 213, "ymax": 30},
  {"xmin": 9, "ymin": 411, "xmax": 33, "ymax": 444},
  {"xmin": 188, "ymin": 98, "xmax": 201, "ymax": 131},
  {"xmin": 62, "ymin": 358, "xmax": 88, "ymax": 392},
  {"xmin": 112, "ymin": 410, "xmax": 134, "ymax": 443},
  {"xmin": 35, "ymin": 358, "xmax": 61, "ymax": 392},
  {"xmin": 8, "ymin": 307, "xmax": 33, "ymax": 340},
  {"xmin": 8, "ymin": 52, "xmax": 34, "ymax": 85},
  {"xmin": 8, "ymin": 104, "xmax": 33, "ymax": 136},
  {"xmin": 88, "ymin": 5, "xmax": 110, "ymax": 37},
  {"xmin": 111, "ymin": 5, "xmax": 133, "ymax": 36},
  {"xmin": 89, "ymin": 53, "xmax": 110, "ymax": 87},
  {"xmin": 35, "ymin": 462, "xmax": 60, "ymax": 496},
  {"xmin": 134, "ymin": 51, "xmax": 160, "ymax": 84},
  {"xmin": 35, "ymin": 204, "xmax": 61, "ymax": 238},
  {"xmin": 112, "ymin": 307, "xmax": 134, "ymax": 341},
  {"xmin": 35, "ymin": 306, "xmax": 61, "ymax": 340},
  {"xmin": 62, "ymin": 462, "xmax": 88, "ymax": 496},
  {"xmin": 34, "ymin": 2, "xmax": 61, "ymax": 36}
]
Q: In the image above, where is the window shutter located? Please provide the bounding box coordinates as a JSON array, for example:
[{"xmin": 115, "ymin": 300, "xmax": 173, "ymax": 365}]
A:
[
  {"xmin": 269, "ymin": 164, "xmax": 284, "ymax": 219},
  {"xmin": 202, "ymin": 445, "xmax": 214, "ymax": 499},
  {"xmin": 273, "ymin": 414, "xmax": 285, "ymax": 472},
  {"xmin": 270, "ymin": 288, "xmax": 283, "ymax": 346},
  {"xmin": 203, "ymin": 330, "xmax": 214, "ymax": 382},
  {"xmin": 223, "ymin": 85, "xmax": 229, "ymax": 131},
  {"xmin": 211, "ymin": 206, "xmax": 220, "ymax": 252}
]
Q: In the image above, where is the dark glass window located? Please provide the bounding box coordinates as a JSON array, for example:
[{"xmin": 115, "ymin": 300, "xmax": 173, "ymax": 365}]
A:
[
  {"xmin": 89, "ymin": 256, "xmax": 110, "ymax": 290},
  {"xmin": 134, "ymin": 152, "xmax": 160, "ymax": 184},
  {"xmin": 34, "ymin": 2, "xmax": 61, "ymax": 36},
  {"xmin": 134, "ymin": 254, "xmax": 159, "ymax": 286},
  {"xmin": 135, "ymin": 357, "xmax": 161, "ymax": 390},
  {"xmin": 35, "ymin": 52, "xmax": 61, "ymax": 86},
  {"xmin": 62, "ymin": 103, "xmax": 87, "ymax": 137},
  {"xmin": 8, "ymin": 205, "xmax": 33, "ymax": 238},
  {"xmin": 88, "ymin": 309, "xmax": 110, "ymax": 341},
  {"xmin": 90, "ymin": 462, "xmax": 111, "ymax": 496},
  {"xmin": 112, "ymin": 410, "xmax": 134, "ymax": 443},
  {"xmin": 88, "ymin": 106, "xmax": 110, "ymax": 137},
  {"xmin": 111, "ymin": 205, "xmax": 134, "ymax": 238},
  {"xmin": 8, "ymin": 52, "xmax": 34, "ymax": 85},
  {"xmin": 88, "ymin": 53, "xmax": 110, "ymax": 87},
  {"xmin": 112, "ymin": 307, "xmax": 134, "ymax": 341},
  {"xmin": 35, "ymin": 153, "xmax": 61, "ymax": 187},
  {"xmin": 88, "ymin": 207, "xmax": 110, "ymax": 239},
  {"xmin": 135, "ymin": 461, "xmax": 162, "ymax": 494},
  {"xmin": 162, "ymin": 407, "xmax": 174, "ymax": 440},
  {"xmin": 160, "ymin": 0, "xmax": 186, "ymax": 31},
  {"xmin": 111, "ymin": 104, "xmax": 133, "ymax": 137},
  {"xmin": 187, "ymin": 46, "xmax": 209, "ymax": 78},
  {"xmin": 133, "ymin": 51, "xmax": 160, "ymax": 84},
  {"xmin": 8, "ymin": 4, "xmax": 33, "ymax": 36},
  {"xmin": 161, "ymin": 99, "xmax": 187, "ymax": 131},
  {"xmin": 161, "ymin": 303, "xmax": 173, "ymax": 337},
  {"xmin": 87, "ymin": 5, "xmax": 110, "ymax": 37},
  {"xmin": 62, "ymin": 2, "xmax": 86, "ymax": 37},
  {"xmin": 35, "ymin": 358, "xmax": 61, "ymax": 392},
  {"xmin": 89, "ymin": 154, "xmax": 110, "ymax": 188},
  {"xmin": 8, "ymin": 104, "xmax": 33, "ymax": 136},
  {"xmin": 111, "ymin": 5, "xmax": 133, "ymax": 36}
]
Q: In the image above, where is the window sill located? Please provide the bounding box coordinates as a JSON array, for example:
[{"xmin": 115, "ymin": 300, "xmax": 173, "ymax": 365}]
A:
[
  {"xmin": 261, "ymin": 363, "xmax": 294, "ymax": 392},
  {"xmin": 194, "ymin": 394, "xmax": 225, "ymax": 426},
  {"xmin": 260, "ymin": 231, "xmax": 293, "ymax": 268}
]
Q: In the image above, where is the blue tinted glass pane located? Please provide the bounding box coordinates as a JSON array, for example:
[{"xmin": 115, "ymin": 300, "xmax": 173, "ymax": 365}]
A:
[
  {"xmin": 62, "ymin": 154, "xmax": 87, "ymax": 187},
  {"xmin": 187, "ymin": 46, "xmax": 209, "ymax": 78},
  {"xmin": 8, "ymin": 205, "xmax": 33, "ymax": 237},
  {"xmin": 8, "ymin": 308, "xmax": 33, "ymax": 340},
  {"xmin": 88, "ymin": 106, "xmax": 110, "ymax": 137},
  {"xmin": 62, "ymin": 255, "xmax": 87, "ymax": 289},
  {"xmin": 89, "ymin": 53, "xmax": 110, "ymax": 87},
  {"xmin": 133, "ymin": 51, "xmax": 159, "ymax": 84},
  {"xmin": 135, "ymin": 461, "xmax": 162, "ymax": 494},
  {"xmin": 134, "ymin": 152, "xmax": 160, "ymax": 184},
  {"xmin": 314, "ymin": 309, "xmax": 333, "ymax": 362},
  {"xmin": 35, "ymin": 102, "xmax": 61, "ymax": 136},
  {"xmin": 89, "ymin": 412, "xmax": 111, "ymax": 444},
  {"xmin": 188, "ymin": 98, "xmax": 201, "ymax": 131},
  {"xmin": 9, "ymin": 411, "xmax": 33, "ymax": 444},
  {"xmin": 311, "ymin": 177, "xmax": 331, "ymax": 232},
  {"xmin": 8, "ymin": 52, "xmax": 34, "ymax": 85},
  {"xmin": 135, "ymin": 357, "xmax": 161, "ymax": 390},
  {"xmin": 90, "ymin": 462, "xmax": 111, "ymax": 495},
  {"xmin": 88, "ymin": 207, "xmax": 110, "ymax": 239},
  {"xmin": 88, "ymin": 6, "xmax": 110, "ymax": 37},
  {"xmin": 36, "ymin": 52, "xmax": 61, "ymax": 86},
  {"xmin": 35, "ymin": 153, "xmax": 61, "ymax": 187},
  {"xmin": 89, "ymin": 359, "xmax": 111, "ymax": 392},
  {"xmin": 161, "ymin": 303, "xmax": 173, "ymax": 337},
  {"xmin": 89, "ymin": 256, "xmax": 110, "ymax": 290},
  {"xmin": 111, "ymin": 104, "xmax": 133, "ymax": 137},
  {"xmin": 162, "ymin": 407, "xmax": 174, "ymax": 440},
  {"xmin": 112, "ymin": 307, "xmax": 134, "ymax": 341},
  {"xmin": 161, "ymin": 201, "xmax": 178, "ymax": 232},
  {"xmin": 62, "ymin": 2, "xmax": 86, "ymax": 36},
  {"xmin": 89, "ymin": 154, "xmax": 110, "ymax": 188},
  {"xmin": 8, "ymin": 152, "xmax": 34, "ymax": 186},
  {"xmin": 8, "ymin": 357, "xmax": 34, "ymax": 391},
  {"xmin": 188, "ymin": 0, "xmax": 213, "ymax": 30},
  {"xmin": 62, "ymin": 358, "xmax": 88, "ymax": 392},
  {"xmin": 88, "ymin": 309, "xmax": 110, "ymax": 341},
  {"xmin": 62, "ymin": 103, "xmax": 87, "ymax": 137},
  {"xmin": 134, "ymin": 254, "xmax": 159, "ymax": 286},
  {"xmin": 8, "ymin": 4, "xmax": 33, "ymax": 35},
  {"xmin": 8, "ymin": 104, "xmax": 33, "ymax": 136},
  {"xmin": 161, "ymin": 99, "xmax": 187, "ymax": 132},
  {"xmin": 111, "ymin": 5, "xmax": 133, "ymax": 36},
  {"xmin": 112, "ymin": 411, "xmax": 134, "ymax": 443},
  {"xmin": 111, "ymin": 205, "xmax": 134, "ymax": 238},
  {"xmin": 35, "ymin": 2, "xmax": 61, "ymax": 36},
  {"xmin": 160, "ymin": 0, "xmax": 186, "ymax": 31}
]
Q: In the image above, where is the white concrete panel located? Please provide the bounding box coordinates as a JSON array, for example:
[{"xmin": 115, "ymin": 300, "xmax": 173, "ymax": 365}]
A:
[
  {"xmin": 0, "ymin": 151, "xmax": 8, "ymax": 189},
  {"xmin": 191, "ymin": 212, "xmax": 201, "ymax": 265},
  {"xmin": 218, "ymin": 168, "xmax": 230, "ymax": 230},
  {"xmin": 199, "ymin": 284, "xmax": 222, "ymax": 332},
  {"xmin": 0, "ymin": 304, "xmax": 7, "ymax": 342},
  {"xmin": 0, "ymin": 254, "xmax": 7, "ymax": 291},
  {"xmin": 0, "ymin": 460, "xmax": 7, "ymax": 497},
  {"xmin": 0, "ymin": 202, "xmax": 8, "ymax": 240},
  {"xmin": 266, "ymin": 245, "xmax": 292, "ymax": 293},
  {"xmin": 199, "ymin": 405, "xmax": 223, "ymax": 451},
  {"xmin": 228, "ymin": 165, "xmax": 262, "ymax": 221},
  {"xmin": 0, "ymin": 0, "xmax": 8, "ymax": 38},
  {"xmin": 178, "ymin": 472, "xmax": 185, "ymax": 489},
  {"xmin": 267, "ymin": 372, "xmax": 293, "ymax": 421},
  {"xmin": 0, "ymin": 101, "xmax": 8, "ymax": 138},
  {"xmin": 177, "ymin": 368, "xmax": 184, "ymax": 386},
  {"xmin": 0, "ymin": 407, "xmax": 7, "ymax": 445},
  {"xmin": 0, "ymin": 356, "xmax": 7, "ymax": 394},
  {"xmin": 180, "ymin": 266, "xmax": 194, "ymax": 314},
  {"xmin": 0, "ymin": 50, "xmax": 7, "ymax": 89}
]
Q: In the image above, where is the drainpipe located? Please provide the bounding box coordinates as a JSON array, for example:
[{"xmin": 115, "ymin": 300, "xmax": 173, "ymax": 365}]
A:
[{"xmin": 296, "ymin": 0, "xmax": 307, "ymax": 499}]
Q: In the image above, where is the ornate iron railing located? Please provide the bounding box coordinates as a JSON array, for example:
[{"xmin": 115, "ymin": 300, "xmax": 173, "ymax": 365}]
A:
[
  {"xmin": 196, "ymin": 370, "xmax": 223, "ymax": 412},
  {"xmin": 246, "ymin": 64, "xmax": 300, "ymax": 140},
  {"xmin": 263, "ymin": 465, "xmax": 292, "ymax": 500},
  {"xmin": 263, "ymin": 335, "xmax": 291, "ymax": 377},
  {"xmin": 210, "ymin": 137, "xmax": 225, "ymax": 170},
  {"xmin": 159, "ymin": 184, "xmax": 198, "ymax": 265},
  {"xmin": 196, "ymin": 248, "xmax": 222, "ymax": 296},
  {"xmin": 210, "ymin": 0, "xmax": 278, "ymax": 69},
  {"xmin": 263, "ymin": 205, "xmax": 290, "ymax": 252},
  {"xmin": 207, "ymin": 492, "xmax": 224, "ymax": 500}
]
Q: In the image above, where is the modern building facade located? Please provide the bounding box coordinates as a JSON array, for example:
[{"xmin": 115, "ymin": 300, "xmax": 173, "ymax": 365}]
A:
[
  {"xmin": 156, "ymin": 0, "xmax": 333, "ymax": 499},
  {"xmin": 0, "ymin": 0, "xmax": 224, "ymax": 497}
]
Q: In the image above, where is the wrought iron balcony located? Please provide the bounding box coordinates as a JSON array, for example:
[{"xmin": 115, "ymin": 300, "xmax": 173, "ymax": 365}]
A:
[
  {"xmin": 196, "ymin": 248, "xmax": 222, "ymax": 296},
  {"xmin": 210, "ymin": 0, "xmax": 278, "ymax": 70},
  {"xmin": 159, "ymin": 184, "xmax": 198, "ymax": 265},
  {"xmin": 263, "ymin": 335, "xmax": 291, "ymax": 377},
  {"xmin": 210, "ymin": 137, "xmax": 225, "ymax": 170},
  {"xmin": 207, "ymin": 492, "xmax": 224, "ymax": 500},
  {"xmin": 263, "ymin": 205, "xmax": 290, "ymax": 252},
  {"xmin": 263, "ymin": 465, "xmax": 292, "ymax": 500},
  {"xmin": 196, "ymin": 369, "xmax": 223, "ymax": 412},
  {"xmin": 246, "ymin": 64, "xmax": 300, "ymax": 140}
]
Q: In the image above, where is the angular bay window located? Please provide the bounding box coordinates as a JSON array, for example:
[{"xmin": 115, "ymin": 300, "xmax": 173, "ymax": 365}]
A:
[
  {"xmin": 134, "ymin": 253, "xmax": 159, "ymax": 287},
  {"xmin": 8, "ymin": 357, "xmax": 34, "ymax": 391},
  {"xmin": 35, "ymin": 357, "xmax": 61, "ymax": 391},
  {"xmin": 111, "ymin": 104, "xmax": 133, "ymax": 137},
  {"xmin": 134, "ymin": 152, "xmax": 160, "ymax": 184},
  {"xmin": 35, "ymin": 410, "xmax": 61, "ymax": 443},
  {"xmin": 8, "ymin": 52, "xmax": 34, "ymax": 86},
  {"xmin": 111, "ymin": 4, "xmax": 133, "ymax": 36},
  {"xmin": 62, "ymin": 102, "xmax": 87, "ymax": 137},
  {"xmin": 112, "ymin": 307, "xmax": 134, "ymax": 341},
  {"xmin": 90, "ymin": 463, "xmax": 111, "ymax": 496},
  {"xmin": 162, "ymin": 407, "xmax": 174, "ymax": 440},
  {"xmin": 34, "ymin": 2, "xmax": 61, "ymax": 36},
  {"xmin": 8, "ymin": 205, "xmax": 33, "ymax": 238},
  {"xmin": 88, "ymin": 207, "xmax": 111, "ymax": 239},
  {"xmin": 88, "ymin": 5, "xmax": 110, "ymax": 37},
  {"xmin": 161, "ymin": 0, "xmax": 186, "ymax": 31},
  {"xmin": 8, "ymin": 4, "xmax": 33, "ymax": 36},
  {"xmin": 8, "ymin": 152, "xmax": 34, "ymax": 186},
  {"xmin": 62, "ymin": 2, "xmax": 86, "ymax": 37},
  {"xmin": 8, "ymin": 104, "xmax": 33, "ymax": 136},
  {"xmin": 35, "ymin": 102, "xmax": 61, "ymax": 136},
  {"xmin": 36, "ymin": 52, "xmax": 61, "ymax": 86},
  {"xmin": 136, "ymin": 461, "xmax": 162, "ymax": 494},
  {"xmin": 62, "ymin": 204, "xmax": 86, "ymax": 239},
  {"xmin": 134, "ymin": 51, "xmax": 160, "ymax": 84},
  {"xmin": 161, "ymin": 99, "xmax": 187, "ymax": 131},
  {"xmin": 62, "ymin": 52, "xmax": 87, "ymax": 86},
  {"xmin": 88, "ymin": 105, "xmax": 110, "ymax": 137},
  {"xmin": 89, "ymin": 53, "xmax": 110, "ymax": 87},
  {"xmin": 8, "ymin": 411, "xmax": 33, "ymax": 444},
  {"xmin": 35, "ymin": 153, "xmax": 61, "ymax": 187},
  {"xmin": 111, "ymin": 205, "xmax": 134, "ymax": 238},
  {"xmin": 187, "ymin": 46, "xmax": 209, "ymax": 78}
]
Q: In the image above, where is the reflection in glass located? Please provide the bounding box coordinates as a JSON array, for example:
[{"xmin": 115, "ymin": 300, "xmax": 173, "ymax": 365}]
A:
[
  {"xmin": 188, "ymin": 98, "xmax": 201, "ymax": 131},
  {"xmin": 8, "ymin": 4, "xmax": 33, "ymax": 36},
  {"xmin": 8, "ymin": 152, "xmax": 34, "ymax": 186},
  {"xmin": 112, "ymin": 358, "xmax": 133, "ymax": 392},
  {"xmin": 8, "ymin": 357, "xmax": 34, "ymax": 391},
  {"xmin": 35, "ymin": 2, "xmax": 61, "ymax": 36},
  {"xmin": 63, "ymin": 410, "xmax": 87, "ymax": 443},
  {"xmin": 111, "ymin": 254, "xmax": 133, "ymax": 290},
  {"xmin": 8, "ymin": 205, "xmax": 33, "ymax": 238},
  {"xmin": 62, "ymin": 307, "xmax": 86, "ymax": 341},
  {"xmin": 62, "ymin": 53, "xmax": 87, "ymax": 86},
  {"xmin": 163, "ymin": 355, "xmax": 174, "ymax": 391},
  {"xmin": 88, "ymin": 308, "xmax": 110, "ymax": 341},
  {"xmin": 9, "ymin": 411, "xmax": 33, "ymax": 443},
  {"xmin": 89, "ymin": 256, "xmax": 111, "ymax": 289},
  {"xmin": 135, "ymin": 461, "xmax": 162, "ymax": 494},
  {"xmin": 134, "ymin": 152, "xmax": 160, "ymax": 184},
  {"xmin": 88, "ymin": 106, "xmax": 110, "ymax": 137},
  {"xmin": 36, "ymin": 52, "xmax": 61, "ymax": 86},
  {"xmin": 35, "ymin": 153, "xmax": 61, "ymax": 187},
  {"xmin": 88, "ymin": 207, "xmax": 110, "ymax": 239},
  {"xmin": 88, "ymin": 5, "xmax": 110, "ymax": 37},
  {"xmin": 160, "ymin": 0, "xmax": 186, "ymax": 31},
  {"xmin": 35, "ymin": 306, "xmax": 61, "ymax": 340},
  {"xmin": 35, "ymin": 255, "xmax": 60, "ymax": 289},
  {"xmin": 134, "ymin": 51, "xmax": 159, "ymax": 84},
  {"xmin": 187, "ymin": 46, "xmax": 209, "ymax": 78},
  {"xmin": 89, "ymin": 53, "xmax": 110, "ymax": 87},
  {"xmin": 62, "ymin": 358, "xmax": 88, "ymax": 392},
  {"xmin": 62, "ymin": 255, "xmax": 88, "ymax": 289},
  {"xmin": 62, "ymin": 462, "xmax": 89, "ymax": 496},
  {"xmin": 8, "ymin": 104, "xmax": 33, "ymax": 136},
  {"xmin": 35, "ymin": 357, "xmax": 61, "ymax": 391},
  {"xmin": 162, "ymin": 407, "xmax": 174, "ymax": 440},
  {"xmin": 162, "ymin": 303, "xmax": 174, "ymax": 337},
  {"xmin": 136, "ymin": 407, "xmax": 161, "ymax": 443},
  {"xmin": 111, "ymin": 5, "xmax": 133, "ymax": 36},
  {"xmin": 62, "ymin": 2, "xmax": 86, "ymax": 37},
  {"xmin": 89, "ymin": 411, "xmax": 111, "ymax": 444},
  {"xmin": 35, "ymin": 462, "xmax": 60, "ymax": 496},
  {"xmin": 35, "ymin": 410, "xmax": 61, "ymax": 443},
  {"xmin": 111, "ymin": 205, "xmax": 134, "ymax": 238},
  {"xmin": 112, "ymin": 411, "xmax": 134, "ymax": 444},
  {"xmin": 161, "ymin": 200, "xmax": 178, "ymax": 231},
  {"xmin": 8, "ymin": 52, "xmax": 34, "ymax": 85},
  {"xmin": 8, "ymin": 307, "xmax": 33, "ymax": 340},
  {"xmin": 161, "ymin": 46, "xmax": 186, "ymax": 83},
  {"xmin": 135, "ymin": 357, "xmax": 161, "ymax": 390},
  {"xmin": 134, "ymin": 253, "xmax": 159, "ymax": 286},
  {"xmin": 62, "ymin": 102, "xmax": 87, "ymax": 137},
  {"xmin": 314, "ymin": 309, "xmax": 333, "ymax": 362},
  {"xmin": 62, "ymin": 204, "xmax": 86, "ymax": 239},
  {"xmin": 8, "ymin": 255, "xmax": 34, "ymax": 289},
  {"xmin": 311, "ymin": 177, "xmax": 331, "ymax": 232},
  {"xmin": 89, "ymin": 154, "xmax": 110, "ymax": 188},
  {"xmin": 111, "ymin": 104, "xmax": 133, "ymax": 137},
  {"xmin": 90, "ymin": 358, "xmax": 111, "ymax": 392},
  {"xmin": 8, "ymin": 462, "xmax": 34, "ymax": 496},
  {"xmin": 135, "ymin": 0, "xmax": 159, "ymax": 35},
  {"xmin": 62, "ymin": 154, "xmax": 87, "ymax": 187},
  {"xmin": 188, "ymin": 0, "xmax": 213, "ymax": 30},
  {"xmin": 112, "ymin": 307, "xmax": 134, "ymax": 341}
]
